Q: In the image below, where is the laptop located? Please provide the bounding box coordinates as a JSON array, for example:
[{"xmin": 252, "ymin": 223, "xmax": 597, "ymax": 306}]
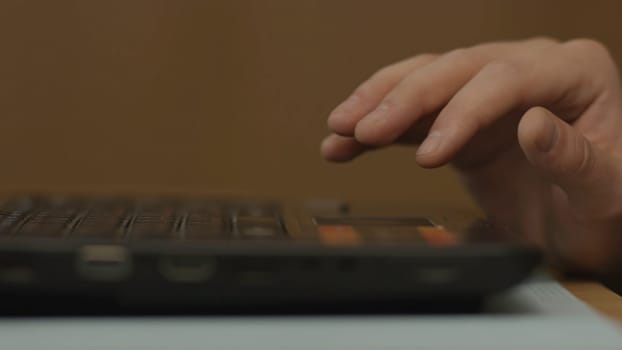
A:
[{"xmin": 0, "ymin": 194, "xmax": 540, "ymax": 314}]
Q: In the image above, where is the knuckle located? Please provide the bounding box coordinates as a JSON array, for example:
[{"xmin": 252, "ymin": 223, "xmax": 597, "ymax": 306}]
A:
[
  {"xmin": 351, "ymin": 80, "xmax": 376, "ymax": 101},
  {"xmin": 525, "ymin": 36, "xmax": 560, "ymax": 46},
  {"xmin": 370, "ymin": 65, "xmax": 397, "ymax": 81},
  {"xmin": 563, "ymin": 38, "xmax": 612, "ymax": 60},
  {"xmin": 368, "ymin": 53, "xmax": 436, "ymax": 82},
  {"xmin": 412, "ymin": 89, "xmax": 437, "ymax": 114},
  {"xmin": 440, "ymin": 47, "xmax": 486, "ymax": 70},
  {"xmin": 561, "ymin": 38, "xmax": 618, "ymax": 85},
  {"xmin": 480, "ymin": 59, "xmax": 527, "ymax": 101},
  {"xmin": 411, "ymin": 53, "xmax": 437, "ymax": 65},
  {"xmin": 481, "ymin": 59, "xmax": 523, "ymax": 77},
  {"xmin": 385, "ymin": 85, "xmax": 429, "ymax": 117},
  {"xmin": 443, "ymin": 47, "xmax": 472, "ymax": 62},
  {"xmin": 377, "ymin": 94, "xmax": 400, "ymax": 112}
]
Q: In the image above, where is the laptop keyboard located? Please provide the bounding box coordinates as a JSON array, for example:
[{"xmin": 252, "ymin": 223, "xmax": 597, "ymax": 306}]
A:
[{"xmin": 0, "ymin": 197, "xmax": 286, "ymax": 240}]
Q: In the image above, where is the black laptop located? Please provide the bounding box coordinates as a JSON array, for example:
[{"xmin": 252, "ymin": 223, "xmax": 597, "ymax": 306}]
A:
[{"xmin": 0, "ymin": 194, "xmax": 540, "ymax": 314}]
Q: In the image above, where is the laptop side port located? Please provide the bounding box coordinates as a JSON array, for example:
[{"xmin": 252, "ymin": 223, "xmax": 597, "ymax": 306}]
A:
[
  {"xmin": 158, "ymin": 256, "xmax": 215, "ymax": 283},
  {"xmin": 76, "ymin": 245, "xmax": 132, "ymax": 282}
]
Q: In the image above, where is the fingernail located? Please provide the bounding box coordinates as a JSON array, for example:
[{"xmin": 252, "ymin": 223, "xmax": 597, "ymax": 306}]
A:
[
  {"xmin": 417, "ymin": 131, "xmax": 442, "ymax": 156},
  {"xmin": 535, "ymin": 117, "xmax": 559, "ymax": 152}
]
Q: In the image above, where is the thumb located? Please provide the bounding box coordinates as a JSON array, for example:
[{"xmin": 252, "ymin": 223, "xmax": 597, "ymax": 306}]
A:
[{"xmin": 518, "ymin": 106, "xmax": 619, "ymax": 214}]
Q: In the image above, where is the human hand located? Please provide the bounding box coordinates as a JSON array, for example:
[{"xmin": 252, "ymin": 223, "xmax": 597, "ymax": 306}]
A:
[{"xmin": 321, "ymin": 38, "xmax": 622, "ymax": 273}]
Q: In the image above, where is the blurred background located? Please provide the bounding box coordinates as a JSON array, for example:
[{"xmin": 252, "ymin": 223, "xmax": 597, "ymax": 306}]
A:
[{"xmin": 0, "ymin": 0, "xmax": 621, "ymax": 209}]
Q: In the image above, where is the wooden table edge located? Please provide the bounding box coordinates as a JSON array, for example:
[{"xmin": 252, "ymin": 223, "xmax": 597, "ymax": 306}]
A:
[{"xmin": 563, "ymin": 280, "xmax": 622, "ymax": 324}]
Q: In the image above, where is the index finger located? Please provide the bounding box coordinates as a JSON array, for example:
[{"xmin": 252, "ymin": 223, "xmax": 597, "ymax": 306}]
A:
[{"xmin": 416, "ymin": 40, "xmax": 607, "ymax": 168}]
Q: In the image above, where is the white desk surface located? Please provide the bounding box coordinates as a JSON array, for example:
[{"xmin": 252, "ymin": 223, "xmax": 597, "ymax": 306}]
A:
[{"xmin": 1, "ymin": 277, "xmax": 621, "ymax": 350}]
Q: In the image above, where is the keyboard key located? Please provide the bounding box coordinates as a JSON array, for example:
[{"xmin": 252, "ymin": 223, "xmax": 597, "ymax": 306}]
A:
[
  {"xmin": 129, "ymin": 204, "xmax": 179, "ymax": 239},
  {"xmin": 71, "ymin": 200, "xmax": 131, "ymax": 238},
  {"xmin": 0, "ymin": 211, "xmax": 27, "ymax": 236},
  {"xmin": 72, "ymin": 215, "xmax": 127, "ymax": 238},
  {"xmin": 183, "ymin": 209, "xmax": 229, "ymax": 239},
  {"xmin": 0, "ymin": 197, "xmax": 38, "ymax": 233},
  {"xmin": 236, "ymin": 217, "xmax": 284, "ymax": 239},
  {"xmin": 17, "ymin": 211, "xmax": 76, "ymax": 237},
  {"xmin": 0, "ymin": 196, "xmax": 288, "ymax": 240}
]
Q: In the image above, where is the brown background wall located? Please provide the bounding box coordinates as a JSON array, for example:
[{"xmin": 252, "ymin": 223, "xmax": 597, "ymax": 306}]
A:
[{"xmin": 0, "ymin": 0, "xmax": 620, "ymax": 208}]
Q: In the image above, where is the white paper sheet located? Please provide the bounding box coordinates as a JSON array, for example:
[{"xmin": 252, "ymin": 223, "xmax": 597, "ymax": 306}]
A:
[{"xmin": 1, "ymin": 277, "xmax": 621, "ymax": 350}]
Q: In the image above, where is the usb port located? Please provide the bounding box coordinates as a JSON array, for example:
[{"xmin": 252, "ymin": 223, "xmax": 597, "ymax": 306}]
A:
[{"xmin": 76, "ymin": 245, "xmax": 131, "ymax": 282}]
